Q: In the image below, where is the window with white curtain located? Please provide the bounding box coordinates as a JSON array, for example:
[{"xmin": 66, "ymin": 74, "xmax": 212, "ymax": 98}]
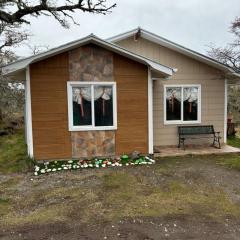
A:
[
  {"xmin": 164, "ymin": 85, "xmax": 201, "ymax": 124},
  {"xmin": 67, "ymin": 82, "xmax": 117, "ymax": 131}
]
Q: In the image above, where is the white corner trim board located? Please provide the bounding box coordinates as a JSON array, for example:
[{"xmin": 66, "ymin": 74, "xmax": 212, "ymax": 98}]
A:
[
  {"xmin": 26, "ymin": 66, "xmax": 34, "ymax": 158},
  {"xmin": 224, "ymin": 79, "xmax": 228, "ymax": 143},
  {"xmin": 148, "ymin": 68, "xmax": 153, "ymax": 154}
]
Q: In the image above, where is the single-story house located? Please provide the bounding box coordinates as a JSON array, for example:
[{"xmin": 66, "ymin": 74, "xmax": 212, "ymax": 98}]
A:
[{"xmin": 2, "ymin": 28, "xmax": 240, "ymax": 160}]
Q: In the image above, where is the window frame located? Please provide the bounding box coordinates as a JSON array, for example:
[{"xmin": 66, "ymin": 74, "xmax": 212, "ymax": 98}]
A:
[
  {"xmin": 67, "ymin": 81, "xmax": 117, "ymax": 131},
  {"xmin": 163, "ymin": 84, "xmax": 201, "ymax": 125}
]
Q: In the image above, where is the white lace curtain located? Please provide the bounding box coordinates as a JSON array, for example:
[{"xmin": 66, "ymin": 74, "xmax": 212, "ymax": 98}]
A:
[
  {"xmin": 166, "ymin": 87, "xmax": 198, "ymax": 103},
  {"xmin": 166, "ymin": 88, "xmax": 181, "ymax": 101},
  {"xmin": 183, "ymin": 87, "xmax": 198, "ymax": 103},
  {"xmin": 73, "ymin": 86, "xmax": 112, "ymax": 104},
  {"xmin": 166, "ymin": 87, "xmax": 198, "ymax": 114},
  {"xmin": 73, "ymin": 86, "xmax": 112, "ymax": 117}
]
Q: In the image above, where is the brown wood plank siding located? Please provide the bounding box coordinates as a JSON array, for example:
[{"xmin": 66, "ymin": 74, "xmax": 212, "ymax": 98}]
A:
[
  {"xmin": 30, "ymin": 53, "xmax": 72, "ymax": 160},
  {"xmin": 114, "ymin": 54, "xmax": 148, "ymax": 154}
]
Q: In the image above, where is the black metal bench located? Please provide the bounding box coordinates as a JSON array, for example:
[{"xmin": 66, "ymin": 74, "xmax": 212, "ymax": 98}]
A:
[{"xmin": 178, "ymin": 125, "xmax": 221, "ymax": 150}]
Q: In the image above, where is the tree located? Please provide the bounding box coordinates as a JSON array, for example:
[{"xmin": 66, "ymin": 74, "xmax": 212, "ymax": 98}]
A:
[
  {"xmin": 208, "ymin": 17, "xmax": 240, "ymax": 122},
  {"xmin": 208, "ymin": 17, "xmax": 240, "ymax": 73},
  {"xmin": 0, "ymin": 0, "xmax": 116, "ymax": 124},
  {"xmin": 0, "ymin": 22, "xmax": 28, "ymax": 122},
  {"xmin": 0, "ymin": 0, "xmax": 116, "ymax": 28}
]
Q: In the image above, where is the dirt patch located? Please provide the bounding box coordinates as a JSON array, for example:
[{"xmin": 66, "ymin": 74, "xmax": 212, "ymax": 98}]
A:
[{"xmin": 1, "ymin": 216, "xmax": 240, "ymax": 240}]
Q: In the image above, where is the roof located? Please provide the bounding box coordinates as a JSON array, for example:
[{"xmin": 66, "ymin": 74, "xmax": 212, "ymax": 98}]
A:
[
  {"xmin": 2, "ymin": 34, "xmax": 176, "ymax": 80},
  {"xmin": 107, "ymin": 27, "xmax": 240, "ymax": 78}
]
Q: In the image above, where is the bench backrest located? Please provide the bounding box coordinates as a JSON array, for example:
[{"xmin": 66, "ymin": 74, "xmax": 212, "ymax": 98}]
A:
[{"xmin": 178, "ymin": 125, "xmax": 215, "ymax": 135}]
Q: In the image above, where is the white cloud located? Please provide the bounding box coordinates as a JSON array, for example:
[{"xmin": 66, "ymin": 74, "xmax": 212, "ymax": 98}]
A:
[{"xmin": 14, "ymin": 0, "xmax": 240, "ymax": 57}]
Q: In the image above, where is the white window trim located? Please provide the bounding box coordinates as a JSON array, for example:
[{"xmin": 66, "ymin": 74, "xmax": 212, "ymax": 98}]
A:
[
  {"xmin": 67, "ymin": 81, "xmax": 117, "ymax": 131},
  {"xmin": 163, "ymin": 84, "xmax": 201, "ymax": 125}
]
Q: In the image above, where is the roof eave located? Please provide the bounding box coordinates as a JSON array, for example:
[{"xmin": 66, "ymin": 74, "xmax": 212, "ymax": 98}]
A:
[
  {"xmin": 2, "ymin": 35, "xmax": 174, "ymax": 78},
  {"xmin": 107, "ymin": 28, "xmax": 236, "ymax": 75}
]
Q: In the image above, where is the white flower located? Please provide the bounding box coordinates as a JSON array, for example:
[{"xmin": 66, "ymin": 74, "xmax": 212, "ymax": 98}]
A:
[
  {"xmin": 44, "ymin": 162, "xmax": 49, "ymax": 166},
  {"xmin": 35, "ymin": 166, "xmax": 40, "ymax": 171},
  {"xmin": 150, "ymin": 159, "xmax": 155, "ymax": 163},
  {"xmin": 47, "ymin": 169, "xmax": 52, "ymax": 172},
  {"xmin": 52, "ymin": 168, "xmax": 56, "ymax": 172},
  {"xmin": 107, "ymin": 162, "xmax": 111, "ymax": 165},
  {"xmin": 119, "ymin": 164, "xmax": 122, "ymax": 167},
  {"xmin": 76, "ymin": 166, "xmax": 80, "ymax": 169},
  {"xmin": 68, "ymin": 160, "xmax": 73, "ymax": 163},
  {"xmin": 126, "ymin": 163, "xmax": 129, "ymax": 166},
  {"xmin": 58, "ymin": 168, "xmax": 62, "ymax": 170},
  {"xmin": 148, "ymin": 162, "xmax": 152, "ymax": 165},
  {"xmin": 102, "ymin": 164, "xmax": 106, "ymax": 167},
  {"xmin": 96, "ymin": 165, "xmax": 99, "ymax": 168},
  {"xmin": 34, "ymin": 172, "xmax": 38, "ymax": 176},
  {"xmin": 63, "ymin": 167, "xmax": 68, "ymax": 170},
  {"xmin": 89, "ymin": 164, "xmax": 93, "ymax": 167},
  {"xmin": 83, "ymin": 164, "xmax": 88, "ymax": 168},
  {"xmin": 40, "ymin": 169, "xmax": 46, "ymax": 174},
  {"xmin": 145, "ymin": 156, "xmax": 150, "ymax": 160}
]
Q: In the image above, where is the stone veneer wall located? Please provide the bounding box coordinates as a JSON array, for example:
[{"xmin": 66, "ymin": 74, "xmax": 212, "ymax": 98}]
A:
[{"xmin": 69, "ymin": 44, "xmax": 115, "ymax": 158}]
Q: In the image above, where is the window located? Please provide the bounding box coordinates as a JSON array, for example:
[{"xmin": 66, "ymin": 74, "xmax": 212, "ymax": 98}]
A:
[
  {"xmin": 67, "ymin": 82, "xmax": 117, "ymax": 131},
  {"xmin": 164, "ymin": 85, "xmax": 201, "ymax": 124}
]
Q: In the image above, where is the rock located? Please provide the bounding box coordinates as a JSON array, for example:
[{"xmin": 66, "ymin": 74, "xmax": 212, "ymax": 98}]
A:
[
  {"xmin": 82, "ymin": 73, "xmax": 93, "ymax": 81},
  {"xmin": 0, "ymin": 130, "xmax": 8, "ymax": 136},
  {"xmin": 131, "ymin": 151, "xmax": 141, "ymax": 160},
  {"xmin": 103, "ymin": 64, "xmax": 113, "ymax": 76}
]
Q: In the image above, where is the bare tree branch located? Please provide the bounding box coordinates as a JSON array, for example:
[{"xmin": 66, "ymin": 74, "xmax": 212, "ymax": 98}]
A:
[
  {"xmin": 0, "ymin": 0, "xmax": 116, "ymax": 28},
  {"xmin": 208, "ymin": 17, "xmax": 240, "ymax": 73},
  {"xmin": 208, "ymin": 17, "xmax": 240, "ymax": 121}
]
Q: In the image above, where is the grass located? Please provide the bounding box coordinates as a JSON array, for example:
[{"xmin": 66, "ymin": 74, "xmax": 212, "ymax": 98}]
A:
[
  {"xmin": 0, "ymin": 129, "xmax": 34, "ymax": 173},
  {"xmin": 216, "ymin": 154, "xmax": 240, "ymax": 171},
  {"xmin": 227, "ymin": 135, "xmax": 240, "ymax": 148},
  {"xmin": 227, "ymin": 129, "xmax": 240, "ymax": 148},
  {"xmin": 1, "ymin": 167, "xmax": 240, "ymax": 228},
  {"xmin": 1, "ymin": 130, "xmax": 240, "ymax": 229}
]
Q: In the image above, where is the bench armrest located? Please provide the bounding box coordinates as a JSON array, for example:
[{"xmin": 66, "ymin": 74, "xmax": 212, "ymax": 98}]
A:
[{"xmin": 214, "ymin": 132, "xmax": 221, "ymax": 137}]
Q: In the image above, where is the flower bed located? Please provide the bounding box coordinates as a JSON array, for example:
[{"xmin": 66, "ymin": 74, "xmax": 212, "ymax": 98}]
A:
[{"xmin": 34, "ymin": 155, "xmax": 155, "ymax": 176}]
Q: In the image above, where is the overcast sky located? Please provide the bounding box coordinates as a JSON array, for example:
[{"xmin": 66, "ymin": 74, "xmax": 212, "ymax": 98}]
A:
[{"xmin": 16, "ymin": 0, "xmax": 240, "ymax": 57}]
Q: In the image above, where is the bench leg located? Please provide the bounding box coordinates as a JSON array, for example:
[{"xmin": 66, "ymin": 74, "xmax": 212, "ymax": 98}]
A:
[
  {"xmin": 212, "ymin": 135, "xmax": 221, "ymax": 149},
  {"xmin": 179, "ymin": 138, "xmax": 185, "ymax": 150},
  {"xmin": 182, "ymin": 139, "xmax": 185, "ymax": 151},
  {"xmin": 212, "ymin": 137, "xmax": 216, "ymax": 147},
  {"xmin": 217, "ymin": 137, "xmax": 221, "ymax": 149}
]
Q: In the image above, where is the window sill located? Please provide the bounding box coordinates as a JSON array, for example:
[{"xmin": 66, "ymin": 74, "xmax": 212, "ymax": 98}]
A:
[
  {"xmin": 164, "ymin": 120, "xmax": 201, "ymax": 126},
  {"xmin": 69, "ymin": 126, "xmax": 117, "ymax": 131}
]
